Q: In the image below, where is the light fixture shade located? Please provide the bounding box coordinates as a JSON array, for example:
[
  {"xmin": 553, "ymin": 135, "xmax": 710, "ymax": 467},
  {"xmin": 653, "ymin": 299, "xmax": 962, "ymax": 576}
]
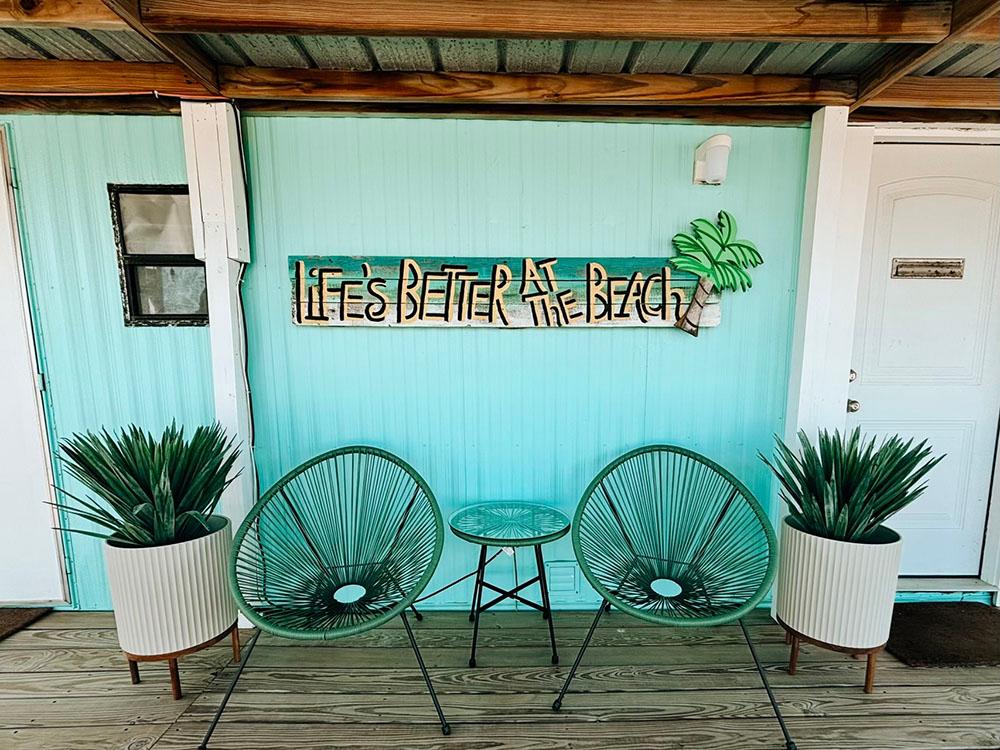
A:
[{"xmin": 693, "ymin": 134, "xmax": 733, "ymax": 185}]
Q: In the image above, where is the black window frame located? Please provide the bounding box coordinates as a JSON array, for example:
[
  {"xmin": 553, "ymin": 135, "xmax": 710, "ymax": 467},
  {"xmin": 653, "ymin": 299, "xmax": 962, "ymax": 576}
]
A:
[{"xmin": 109, "ymin": 183, "xmax": 208, "ymax": 327}]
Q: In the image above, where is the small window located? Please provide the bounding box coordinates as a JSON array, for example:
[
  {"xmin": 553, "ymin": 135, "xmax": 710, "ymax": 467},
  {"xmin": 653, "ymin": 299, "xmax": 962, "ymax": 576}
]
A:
[{"xmin": 109, "ymin": 184, "xmax": 208, "ymax": 326}]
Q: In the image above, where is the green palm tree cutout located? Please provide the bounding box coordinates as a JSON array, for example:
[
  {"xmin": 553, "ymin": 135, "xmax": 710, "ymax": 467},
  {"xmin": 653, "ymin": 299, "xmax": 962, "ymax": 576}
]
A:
[{"xmin": 671, "ymin": 210, "xmax": 763, "ymax": 336}]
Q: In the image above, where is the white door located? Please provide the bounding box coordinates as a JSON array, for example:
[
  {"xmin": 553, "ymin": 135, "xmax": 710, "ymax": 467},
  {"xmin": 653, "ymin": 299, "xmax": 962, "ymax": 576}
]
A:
[
  {"xmin": 849, "ymin": 143, "xmax": 1000, "ymax": 576},
  {"xmin": 0, "ymin": 130, "xmax": 66, "ymax": 603}
]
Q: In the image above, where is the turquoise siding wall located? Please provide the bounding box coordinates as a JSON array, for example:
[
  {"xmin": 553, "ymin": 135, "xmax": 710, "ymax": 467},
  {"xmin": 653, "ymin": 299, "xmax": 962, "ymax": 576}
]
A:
[
  {"xmin": 242, "ymin": 116, "xmax": 810, "ymax": 609},
  {"xmin": 5, "ymin": 115, "xmax": 214, "ymax": 609}
]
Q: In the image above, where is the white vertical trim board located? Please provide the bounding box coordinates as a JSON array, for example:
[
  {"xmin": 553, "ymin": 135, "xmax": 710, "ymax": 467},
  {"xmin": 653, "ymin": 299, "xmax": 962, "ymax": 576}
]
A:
[
  {"xmin": 0, "ymin": 128, "xmax": 67, "ymax": 604},
  {"xmin": 784, "ymin": 106, "xmax": 856, "ymax": 455},
  {"xmin": 181, "ymin": 102, "xmax": 256, "ymax": 527}
]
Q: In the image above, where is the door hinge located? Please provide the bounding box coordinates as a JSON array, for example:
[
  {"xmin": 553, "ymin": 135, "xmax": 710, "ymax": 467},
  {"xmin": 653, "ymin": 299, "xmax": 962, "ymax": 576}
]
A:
[{"xmin": 36, "ymin": 371, "xmax": 47, "ymax": 393}]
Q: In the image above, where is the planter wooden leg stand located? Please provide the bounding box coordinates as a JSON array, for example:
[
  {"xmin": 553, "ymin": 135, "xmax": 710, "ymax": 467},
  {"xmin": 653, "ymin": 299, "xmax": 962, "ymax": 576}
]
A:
[
  {"xmin": 122, "ymin": 621, "xmax": 240, "ymax": 700},
  {"xmin": 779, "ymin": 618, "xmax": 882, "ymax": 693}
]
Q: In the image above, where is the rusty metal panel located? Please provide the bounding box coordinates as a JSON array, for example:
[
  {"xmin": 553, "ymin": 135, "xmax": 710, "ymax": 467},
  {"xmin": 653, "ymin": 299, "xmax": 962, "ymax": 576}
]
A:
[
  {"xmin": 299, "ymin": 35, "xmax": 372, "ymax": 70},
  {"xmin": 752, "ymin": 42, "xmax": 836, "ymax": 74},
  {"xmin": 567, "ymin": 40, "xmax": 634, "ymax": 73},
  {"xmin": 0, "ymin": 29, "xmax": 45, "ymax": 59},
  {"xmin": 630, "ymin": 41, "xmax": 700, "ymax": 73},
  {"xmin": 504, "ymin": 39, "xmax": 564, "ymax": 73},
  {"xmin": 437, "ymin": 38, "xmax": 498, "ymax": 72},
  {"xmin": 87, "ymin": 29, "xmax": 170, "ymax": 63},
  {"xmin": 368, "ymin": 36, "xmax": 435, "ymax": 71},
  {"xmin": 11, "ymin": 28, "xmax": 113, "ymax": 61},
  {"xmin": 690, "ymin": 42, "xmax": 767, "ymax": 74}
]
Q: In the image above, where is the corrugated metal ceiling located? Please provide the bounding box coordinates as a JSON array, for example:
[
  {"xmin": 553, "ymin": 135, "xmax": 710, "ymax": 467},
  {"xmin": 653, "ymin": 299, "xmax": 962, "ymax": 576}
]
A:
[{"xmin": 1, "ymin": 29, "xmax": 997, "ymax": 78}]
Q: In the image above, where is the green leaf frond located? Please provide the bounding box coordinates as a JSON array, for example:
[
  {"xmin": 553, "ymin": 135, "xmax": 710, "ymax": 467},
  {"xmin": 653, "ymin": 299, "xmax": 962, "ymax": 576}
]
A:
[
  {"xmin": 54, "ymin": 421, "xmax": 240, "ymax": 548},
  {"xmin": 760, "ymin": 427, "xmax": 944, "ymax": 543},
  {"xmin": 670, "ymin": 210, "xmax": 764, "ymax": 293}
]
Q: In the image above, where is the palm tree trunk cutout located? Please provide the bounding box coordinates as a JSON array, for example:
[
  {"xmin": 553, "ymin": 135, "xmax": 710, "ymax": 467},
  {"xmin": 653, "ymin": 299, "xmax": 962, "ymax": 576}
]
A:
[{"xmin": 675, "ymin": 276, "xmax": 714, "ymax": 337}]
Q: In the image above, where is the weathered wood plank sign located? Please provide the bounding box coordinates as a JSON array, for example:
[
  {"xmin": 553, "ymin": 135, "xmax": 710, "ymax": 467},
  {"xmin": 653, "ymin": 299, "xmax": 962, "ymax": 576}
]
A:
[
  {"xmin": 289, "ymin": 255, "xmax": 720, "ymax": 328},
  {"xmin": 289, "ymin": 211, "xmax": 763, "ymax": 336}
]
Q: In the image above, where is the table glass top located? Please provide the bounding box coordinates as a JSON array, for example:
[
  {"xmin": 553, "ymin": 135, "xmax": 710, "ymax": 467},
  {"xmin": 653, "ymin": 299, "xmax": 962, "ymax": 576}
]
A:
[{"xmin": 449, "ymin": 501, "xmax": 571, "ymax": 546}]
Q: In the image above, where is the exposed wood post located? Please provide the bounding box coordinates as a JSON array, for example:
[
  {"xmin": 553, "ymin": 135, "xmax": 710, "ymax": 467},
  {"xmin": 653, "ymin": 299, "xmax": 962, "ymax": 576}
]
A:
[{"xmin": 180, "ymin": 102, "xmax": 255, "ymax": 531}]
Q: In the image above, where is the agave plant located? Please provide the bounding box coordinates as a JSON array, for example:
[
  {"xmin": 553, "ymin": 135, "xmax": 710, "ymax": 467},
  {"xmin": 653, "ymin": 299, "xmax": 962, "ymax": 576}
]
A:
[
  {"xmin": 761, "ymin": 427, "xmax": 943, "ymax": 543},
  {"xmin": 670, "ymin": 210, "xmax": 763, "ymax": 336},
  {"xmin": 54, "ymin": 422, "xmax": 240, "ymax": 548}
]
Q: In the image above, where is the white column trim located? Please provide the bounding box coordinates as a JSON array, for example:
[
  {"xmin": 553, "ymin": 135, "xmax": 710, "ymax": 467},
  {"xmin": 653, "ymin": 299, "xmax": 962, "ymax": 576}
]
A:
[
  {"xmin": 181, "ymin": 102, "xmax": 256, "ymax": 526},
  {"xmin": 784, "ymin": 107, "xmax": 854, "ymax": 449}
]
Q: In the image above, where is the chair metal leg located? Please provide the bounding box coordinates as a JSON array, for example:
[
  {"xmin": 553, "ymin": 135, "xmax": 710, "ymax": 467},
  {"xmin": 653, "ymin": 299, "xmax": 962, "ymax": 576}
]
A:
[
  {"xmin": 198, "ymin": 629, "xmax": 261, "ymax": 750},
  {"xmin": 552, "ymin": 600, "xmax": 609, "ymax": 711},
  {"xmin": 401, "ymin": 611, "xmax": 451, "ymax": 736},
  {"xmin": 534, "ymin": 544, "xmax": 558, "ymax": 665},
  {"xmin": 409, "ymin": 603, "xmax": 424, "ymax": 621},
  {"xmin": 739, "ymin": 619, "xmax": 796, "ymax": 750},
  {"xmin": 468, "ymin": 545, "xmax": 488, "ymax": 667}
]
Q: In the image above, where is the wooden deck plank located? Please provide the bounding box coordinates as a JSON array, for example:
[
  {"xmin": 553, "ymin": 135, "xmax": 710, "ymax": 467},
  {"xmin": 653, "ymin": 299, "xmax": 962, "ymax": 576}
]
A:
[
  {"xmin": 0, "ymin": 645, "xmax": 237, "ymax": 673},
  {"xmin": 5, "ymin": 628, "xmax": 252, "ymax": 650},
  {"xmin": 216, "ymin": 661, "xmax": 1000, "ymax": 695},
  {"xmin": 1, "ymin": 694, "xmax": 197, "ymax": 729},
  {"xmin": 3, "ymin": 725, "xmax": 172, "ymax": 750},
  {"xmin": 236, "ymin": 642, "xmax": 848, "ymax": 669},
  {"xmin": 0, "ymin": 669, "xmax": 217, "ymax": 699},
  {"xmin": 153, "ymin": 718, "xmax": 786, "ymax": 749},
  {"xmin": 178, "ymin": 685, "xmax": 1000, "ymax": 725},
  {"xmin": 2, "ymin": 611, "xmax": 997, "ymax": 750},
  {"xmin": 181, "ymin": 688, "xmax": 784, "ymax": 724}
]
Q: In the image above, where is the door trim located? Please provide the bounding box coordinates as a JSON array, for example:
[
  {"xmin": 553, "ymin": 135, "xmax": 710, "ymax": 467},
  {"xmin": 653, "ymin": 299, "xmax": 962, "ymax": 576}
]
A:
[
  {"xmin": 792, "ymin": 120, "xmax": 1000, "ymax": 597},
  {"xmin": 0, "ymin": 126, "xmax": 69, "ymax": 605}
]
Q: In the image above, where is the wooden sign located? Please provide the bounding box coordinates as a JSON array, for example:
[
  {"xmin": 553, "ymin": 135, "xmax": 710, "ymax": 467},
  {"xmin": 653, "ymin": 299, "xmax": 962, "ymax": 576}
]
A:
[{"xmin": 289, "ymin": 256, "xmax": 721, "ymax": 328}]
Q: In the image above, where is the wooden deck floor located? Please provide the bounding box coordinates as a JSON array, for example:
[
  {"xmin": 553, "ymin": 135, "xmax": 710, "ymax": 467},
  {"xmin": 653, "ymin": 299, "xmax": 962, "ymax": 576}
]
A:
[{"xmin": 2, "ymin": 609, "xmax": 1000, "ymax": 749}]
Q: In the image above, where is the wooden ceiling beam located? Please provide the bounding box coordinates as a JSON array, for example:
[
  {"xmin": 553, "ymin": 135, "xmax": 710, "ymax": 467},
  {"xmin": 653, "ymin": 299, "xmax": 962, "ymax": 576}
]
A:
[
  {"xmin": 2, "ymin": 60, "xmax": 995, "ymax": 113},
  {"xmin": 217, "ymin": 68, "xmax": 856, "ymax": 107},
  {"xmin": 0, "ymin": 0, "xmax": 126, "ymax": 29},
  {"xmin": 138, "ymin": 0, "xmax": 955, "ymax": 43},
  {"xmin": 854, "ymin": 0, "xmax": 1000, "ymax": 109},
  {"xmin": 101, "ymin": 0, "xmax": 219, "ymax": 93},
  {"xmin": 866, "ymin": 76, "xmax": 1000, "ymax": 108},
  {"xmin": 0, "ymin": 59, "xmax": 211, "ymax": 97},
  {"xmin": 960, "ymin": 14, "xmax": 999, "ymax": 40}
]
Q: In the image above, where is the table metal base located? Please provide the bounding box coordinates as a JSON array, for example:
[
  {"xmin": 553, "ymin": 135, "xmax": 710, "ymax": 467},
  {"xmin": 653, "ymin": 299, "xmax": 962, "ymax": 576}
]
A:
[{"xmin": 468, "ymin": 543, "xmax": 558, "ymax": 667}]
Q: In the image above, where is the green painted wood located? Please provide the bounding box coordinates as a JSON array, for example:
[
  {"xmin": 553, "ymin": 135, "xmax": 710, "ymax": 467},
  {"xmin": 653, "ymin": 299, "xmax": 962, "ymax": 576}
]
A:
[
  {"xmin": 2, "ymin": 115, "xmax": 213, "ymax": 610},
  {"xmin": 241, "ymin": 116, "xmax": 810, "ymax": 609},
  {"xmin": 289, "ymin": 255, "xmax": 718, "ymax": 328}
]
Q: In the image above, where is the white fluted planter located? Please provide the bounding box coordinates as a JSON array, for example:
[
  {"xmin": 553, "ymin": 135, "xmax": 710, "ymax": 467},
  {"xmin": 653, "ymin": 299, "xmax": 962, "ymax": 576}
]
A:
[
  {"xmin": 104, "ymin": 515, "xmax": 236, "ymax": 657},
  {"xmin": 776, "ymin": 517, "xmax": 902, "ymax": 651}
]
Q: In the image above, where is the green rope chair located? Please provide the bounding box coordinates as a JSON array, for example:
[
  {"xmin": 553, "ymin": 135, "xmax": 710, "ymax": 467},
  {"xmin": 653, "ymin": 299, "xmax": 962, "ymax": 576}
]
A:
[
  {"xmin": 553, "ymin": 446, "xmax": 794, "ymax": 750},
  {"xmin": 198, "ymin": 447, "xmax": 449, "ymax": 749}
]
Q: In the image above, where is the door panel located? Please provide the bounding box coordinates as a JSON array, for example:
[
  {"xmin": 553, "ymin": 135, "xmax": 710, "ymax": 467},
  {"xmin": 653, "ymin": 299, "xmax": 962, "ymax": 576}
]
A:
[
  {"xmin": 849, "ymin": 143, "xmax": 1000, "ymax": 576},
  {"xmin": 0, "ymin": 130, "xmax": 65, "ymax": 603}
]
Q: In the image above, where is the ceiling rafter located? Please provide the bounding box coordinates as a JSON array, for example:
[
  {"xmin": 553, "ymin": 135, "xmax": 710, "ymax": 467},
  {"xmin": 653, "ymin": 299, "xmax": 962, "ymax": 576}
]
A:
[
  {"xmin": 853, "ymin": 0, "xmax": 1000, "ymax": 109},
  {"xmin": 100, "ymin": 0, "xmax": 218, "ymax": 93}
]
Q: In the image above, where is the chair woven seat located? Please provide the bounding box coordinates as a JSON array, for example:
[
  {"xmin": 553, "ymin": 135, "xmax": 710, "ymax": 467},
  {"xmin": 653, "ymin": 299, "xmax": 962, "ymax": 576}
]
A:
[
  {"xmin": 554, "ymin": 446, "xmax": 793, "ymax": 749},
  {"xmin": 574, "ymin": 445, "xmax": 775, "ymax": 626},
  {"xmin": 212, "ymin": 446, "xmax": 452, "ymax": 741},
  {"xmin": 231, "ymin": 446, "xmax": 443, "ymax": 640}
]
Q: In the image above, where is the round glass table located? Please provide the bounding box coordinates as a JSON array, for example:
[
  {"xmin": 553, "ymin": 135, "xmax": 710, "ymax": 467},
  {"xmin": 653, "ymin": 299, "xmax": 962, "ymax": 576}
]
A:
[{"xmin": 448, "ymin": 501, "xmax": 571, "ymax": 667}]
